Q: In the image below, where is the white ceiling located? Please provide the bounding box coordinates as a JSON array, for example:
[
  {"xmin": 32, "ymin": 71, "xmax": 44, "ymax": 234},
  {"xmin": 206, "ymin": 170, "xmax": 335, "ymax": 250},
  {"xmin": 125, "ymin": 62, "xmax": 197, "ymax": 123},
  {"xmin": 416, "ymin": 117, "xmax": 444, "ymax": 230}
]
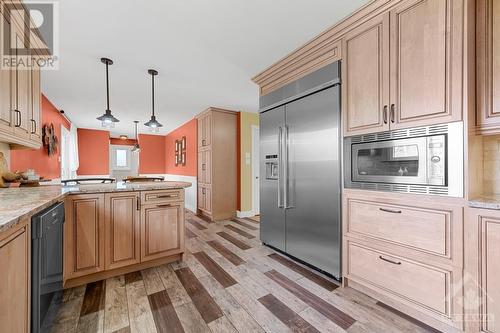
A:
[{"xmin": 42, "ymin": 0, "xmax": 369, "ymax": 137}]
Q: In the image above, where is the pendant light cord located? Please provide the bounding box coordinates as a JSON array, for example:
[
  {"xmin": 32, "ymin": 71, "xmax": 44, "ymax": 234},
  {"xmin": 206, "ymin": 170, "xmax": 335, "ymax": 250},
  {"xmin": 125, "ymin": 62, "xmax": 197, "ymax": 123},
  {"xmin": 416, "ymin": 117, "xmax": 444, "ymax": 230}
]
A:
[
  {"xmin": 106, "ymin": 61, "xmax": 110, "ymax": 111},
  {"xmin": 151, "ymin": 73, "xmax": 155, "ymax": 117}
]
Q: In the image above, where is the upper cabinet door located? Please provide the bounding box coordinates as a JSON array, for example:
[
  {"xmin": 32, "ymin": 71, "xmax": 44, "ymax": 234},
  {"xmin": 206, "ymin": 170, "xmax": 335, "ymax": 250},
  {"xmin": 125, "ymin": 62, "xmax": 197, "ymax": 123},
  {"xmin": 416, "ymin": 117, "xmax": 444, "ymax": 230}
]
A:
[
  {"xmin": 0, "ymin": 13, "xmax": 13, "ymax": 134},
  {"xmin": 30, "ymin": 59, "xmax": 41, "ymax": 143},
  {"xmin": 343, "ymin": 13, "xmax": 390, "ymax": 136},
  {"xmin": 197, "ymin": 116, "xmax": 204, "ymax": 147},
  {"xmin": 477, "ymin": 0, "xmax": 500, "ymax": 134},
  {"xmin": 203, "ymin": 113, "xmax": 212, "ymax": 147},
  {"xmin": 390, "ymin": 0, "xmax": 462, "ymax": 129},
  {"xmin": 11, "ymin": 22, "xmax": 30, "ymax": 139}
]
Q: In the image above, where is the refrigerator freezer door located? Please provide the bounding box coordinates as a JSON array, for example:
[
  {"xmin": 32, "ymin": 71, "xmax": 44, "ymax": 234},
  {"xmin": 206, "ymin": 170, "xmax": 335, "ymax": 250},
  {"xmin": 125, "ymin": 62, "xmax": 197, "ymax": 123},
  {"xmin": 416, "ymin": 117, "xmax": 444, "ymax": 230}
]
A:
[
  {"xmin": 284, "ymin": 86, "xmax": 341, "ymax": 277},
  {"xmin": 260, "ymin": 106, "xmax": 286, "ymax": 251}
]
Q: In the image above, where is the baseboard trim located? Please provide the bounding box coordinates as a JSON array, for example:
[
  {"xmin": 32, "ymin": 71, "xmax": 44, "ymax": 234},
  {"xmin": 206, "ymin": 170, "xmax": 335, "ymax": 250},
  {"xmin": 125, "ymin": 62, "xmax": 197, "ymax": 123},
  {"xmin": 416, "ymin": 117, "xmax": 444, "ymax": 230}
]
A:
[{"xmin": 237, "ymin": 210, "xmax": 255, "ymax": 218}]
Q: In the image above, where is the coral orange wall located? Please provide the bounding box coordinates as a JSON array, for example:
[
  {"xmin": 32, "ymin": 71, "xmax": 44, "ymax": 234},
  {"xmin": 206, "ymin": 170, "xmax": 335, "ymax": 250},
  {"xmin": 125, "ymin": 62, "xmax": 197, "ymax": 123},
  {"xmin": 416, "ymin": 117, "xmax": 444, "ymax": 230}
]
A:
[
  {"xmin": 110, "ymin": 138, "xmax": 137, "ymax": 146},
  {"xmin": 10, "ymin": 94, "xmax": 70, "ymax": 179},
  {"xmin": 138, "ymin": 134, "xmax": 166, "ymax": 174},
  {"xmin": 77, "ymin": 128, "xmax": 109, "ymax": 175},
  {"xmin": 165, "ymin": 119, "xmax": 197, "ymax": 177}
]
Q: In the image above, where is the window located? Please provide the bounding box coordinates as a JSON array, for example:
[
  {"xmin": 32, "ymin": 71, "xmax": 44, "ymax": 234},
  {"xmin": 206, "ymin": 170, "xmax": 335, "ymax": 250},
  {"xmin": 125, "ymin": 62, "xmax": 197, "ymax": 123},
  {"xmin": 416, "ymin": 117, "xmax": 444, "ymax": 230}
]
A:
[
  {"xmin": 116, "ymin": 149, "xmax": 128, "ymax": 167},
  {"xmin": 113, "ymin": 148, "xmax": 131, "ymax": 170}
]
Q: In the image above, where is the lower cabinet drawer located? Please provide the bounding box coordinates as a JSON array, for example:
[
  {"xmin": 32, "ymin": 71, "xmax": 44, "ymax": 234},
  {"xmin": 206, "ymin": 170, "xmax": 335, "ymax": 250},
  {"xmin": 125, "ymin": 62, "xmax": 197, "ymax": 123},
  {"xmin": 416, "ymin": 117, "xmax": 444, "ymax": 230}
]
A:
[
  {"xmin": 347, "ymin": 242, "xmax": 450, "ymax": 316},
  {"xmin": 141, "ymin": 189, "xmax": 183, "ymax": 205},
  {"xmin": 347, "ymin": 199, "xmax": 449, "ymax": 256}
]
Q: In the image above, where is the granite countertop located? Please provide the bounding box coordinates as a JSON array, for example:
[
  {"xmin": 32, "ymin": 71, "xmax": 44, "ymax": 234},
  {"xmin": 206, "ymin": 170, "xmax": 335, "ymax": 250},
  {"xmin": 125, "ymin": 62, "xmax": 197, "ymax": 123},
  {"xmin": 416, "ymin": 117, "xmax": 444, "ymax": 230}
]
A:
[
  {"xmin": 0, "ymin": 181, "xmax": 191, "ymax": 233},
  {"xmin": 469, "ymin": 194, "xmax": 500, "ymax": 210}
]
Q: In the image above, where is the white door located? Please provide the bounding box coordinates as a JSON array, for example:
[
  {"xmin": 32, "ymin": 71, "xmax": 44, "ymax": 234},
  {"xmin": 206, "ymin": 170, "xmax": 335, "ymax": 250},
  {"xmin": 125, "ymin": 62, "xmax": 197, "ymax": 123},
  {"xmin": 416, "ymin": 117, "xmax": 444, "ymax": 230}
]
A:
[{"xmin": 252, "ymin": 125, "xmax": 260, "ymax": 215}]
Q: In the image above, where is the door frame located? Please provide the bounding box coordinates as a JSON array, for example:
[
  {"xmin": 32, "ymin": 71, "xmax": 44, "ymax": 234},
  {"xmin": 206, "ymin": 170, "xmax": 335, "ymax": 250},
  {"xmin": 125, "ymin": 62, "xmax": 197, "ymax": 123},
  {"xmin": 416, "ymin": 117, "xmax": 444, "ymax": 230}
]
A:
[{"xmin": 251, "ymin": 125, "xmax": 260, "ymax": 216}]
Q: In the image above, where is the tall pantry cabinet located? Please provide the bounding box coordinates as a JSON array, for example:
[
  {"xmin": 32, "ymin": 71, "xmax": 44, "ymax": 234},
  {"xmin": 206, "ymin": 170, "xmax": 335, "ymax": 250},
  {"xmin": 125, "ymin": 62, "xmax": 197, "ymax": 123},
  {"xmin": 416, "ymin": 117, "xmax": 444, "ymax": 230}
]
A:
[{"xmin": 196, "ymin": 107, "xmax": 237, "ymax": 221}]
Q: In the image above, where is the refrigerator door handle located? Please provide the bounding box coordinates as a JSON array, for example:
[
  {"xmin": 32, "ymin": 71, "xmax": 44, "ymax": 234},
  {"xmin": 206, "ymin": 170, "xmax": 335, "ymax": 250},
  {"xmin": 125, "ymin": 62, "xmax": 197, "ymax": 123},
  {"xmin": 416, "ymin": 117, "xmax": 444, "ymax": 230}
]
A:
[
  {"xmin": 284, "ymin": 124, "xmax": 293, "ymax": 209},
  {"xmin": 277, "ymin": 126, "xmax": 284, "ymax": 208}
]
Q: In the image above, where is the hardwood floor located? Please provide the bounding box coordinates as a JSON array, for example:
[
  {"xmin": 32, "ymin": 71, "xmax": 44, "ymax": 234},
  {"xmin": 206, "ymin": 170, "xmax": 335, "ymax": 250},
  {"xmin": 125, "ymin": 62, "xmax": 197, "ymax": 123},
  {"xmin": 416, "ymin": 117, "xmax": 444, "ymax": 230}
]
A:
[{"xmin": 47, "ymin": 211, "xmax": 438, "ymax": 333}]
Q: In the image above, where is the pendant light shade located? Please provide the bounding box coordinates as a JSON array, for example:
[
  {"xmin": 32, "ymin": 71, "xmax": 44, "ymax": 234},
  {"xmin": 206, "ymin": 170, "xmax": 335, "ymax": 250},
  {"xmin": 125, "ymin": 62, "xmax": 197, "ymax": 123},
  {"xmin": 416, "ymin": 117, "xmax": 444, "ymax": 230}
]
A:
[
  {"xmin": 131, "ymin": 121, "xmax": 140, "ymax": 153},
  {"xmin": 97, "ymin": 58, "xmax": 119, "ymax": 128},
  {"xmin": 144, "ymin": 69, "xmax": 163, "ymax": 132}
]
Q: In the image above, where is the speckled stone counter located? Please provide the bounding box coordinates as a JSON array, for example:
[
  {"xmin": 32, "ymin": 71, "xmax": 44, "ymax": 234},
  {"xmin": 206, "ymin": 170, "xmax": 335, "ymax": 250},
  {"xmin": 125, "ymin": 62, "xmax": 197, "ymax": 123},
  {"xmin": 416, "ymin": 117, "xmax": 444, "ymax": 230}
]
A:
[
  {"xmin": 0, "ymin": 181, "xmax": 191, "ymax": 233},
  {"xmin": 469, "ymin": 194, "xmax": 500, "ymax": 210}
]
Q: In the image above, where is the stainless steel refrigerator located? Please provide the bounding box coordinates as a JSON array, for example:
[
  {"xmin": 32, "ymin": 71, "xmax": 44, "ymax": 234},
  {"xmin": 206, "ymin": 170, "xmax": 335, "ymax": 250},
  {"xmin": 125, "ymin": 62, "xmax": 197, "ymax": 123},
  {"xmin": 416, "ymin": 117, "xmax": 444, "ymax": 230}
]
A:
[{"xmin": 259, "ymin": 62, "xmax": 341, "ymax": 279}]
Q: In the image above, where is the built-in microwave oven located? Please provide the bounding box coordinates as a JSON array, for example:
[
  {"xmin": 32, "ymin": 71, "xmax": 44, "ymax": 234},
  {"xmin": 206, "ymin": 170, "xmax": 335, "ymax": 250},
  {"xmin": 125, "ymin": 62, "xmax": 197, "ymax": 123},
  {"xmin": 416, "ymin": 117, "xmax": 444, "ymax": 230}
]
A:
[{"xmin": 344, "ymin": 122, "xmax": 463, "ymax": 197}]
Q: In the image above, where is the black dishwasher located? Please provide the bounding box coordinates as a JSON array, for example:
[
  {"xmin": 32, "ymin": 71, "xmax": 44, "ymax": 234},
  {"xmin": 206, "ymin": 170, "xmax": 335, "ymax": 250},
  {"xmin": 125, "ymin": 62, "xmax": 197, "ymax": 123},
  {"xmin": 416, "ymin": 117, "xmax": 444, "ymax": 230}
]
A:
[{"xmin": 31, "ymin": 202, "xmax": 64, "ymax": 333}]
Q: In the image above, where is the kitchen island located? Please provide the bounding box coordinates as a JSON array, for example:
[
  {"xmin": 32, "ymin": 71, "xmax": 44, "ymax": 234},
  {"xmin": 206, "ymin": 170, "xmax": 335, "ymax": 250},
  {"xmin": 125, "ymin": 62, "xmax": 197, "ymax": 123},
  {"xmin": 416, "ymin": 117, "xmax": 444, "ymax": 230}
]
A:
[{"xmin": 0, "ymin": 181, "xmax": 191, "ymax": 332}]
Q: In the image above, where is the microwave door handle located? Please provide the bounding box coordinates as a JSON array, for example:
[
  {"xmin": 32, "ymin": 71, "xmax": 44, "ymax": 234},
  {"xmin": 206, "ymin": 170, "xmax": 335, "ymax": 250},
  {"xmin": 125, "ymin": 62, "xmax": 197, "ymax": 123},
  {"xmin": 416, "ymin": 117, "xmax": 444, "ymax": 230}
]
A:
[{"xmin": 278, "ymin": 126, "xmax": 284, "ymax": 208}]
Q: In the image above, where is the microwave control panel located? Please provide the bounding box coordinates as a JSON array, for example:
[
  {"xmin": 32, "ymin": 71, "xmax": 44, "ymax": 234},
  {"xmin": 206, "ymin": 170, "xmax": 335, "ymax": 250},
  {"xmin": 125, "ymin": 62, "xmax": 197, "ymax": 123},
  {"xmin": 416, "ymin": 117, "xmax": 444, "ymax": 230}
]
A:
[{"xmin": 427, "ymin": 135, "xmax": 446, "ymax": 185}]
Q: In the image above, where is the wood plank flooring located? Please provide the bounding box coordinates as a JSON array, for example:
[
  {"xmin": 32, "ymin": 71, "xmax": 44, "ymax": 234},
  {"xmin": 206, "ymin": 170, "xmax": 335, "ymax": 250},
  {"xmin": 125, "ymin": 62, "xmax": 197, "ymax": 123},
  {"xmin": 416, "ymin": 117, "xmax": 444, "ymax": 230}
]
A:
[{"xmin": 47, "ymin": 211, "xmax": 439, "ymax": 333}]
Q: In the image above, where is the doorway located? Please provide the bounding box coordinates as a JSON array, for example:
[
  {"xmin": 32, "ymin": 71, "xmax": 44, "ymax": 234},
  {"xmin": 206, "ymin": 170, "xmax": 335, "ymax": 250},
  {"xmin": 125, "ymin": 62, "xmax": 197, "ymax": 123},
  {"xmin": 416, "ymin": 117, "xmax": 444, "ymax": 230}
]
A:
[
  {"xmin": 109, "ymin": 144, "xmax": 139, "ymax": 181},
  {"xmin": 251, "ymin": 125, "xmax": 260, "ymax": 215}
]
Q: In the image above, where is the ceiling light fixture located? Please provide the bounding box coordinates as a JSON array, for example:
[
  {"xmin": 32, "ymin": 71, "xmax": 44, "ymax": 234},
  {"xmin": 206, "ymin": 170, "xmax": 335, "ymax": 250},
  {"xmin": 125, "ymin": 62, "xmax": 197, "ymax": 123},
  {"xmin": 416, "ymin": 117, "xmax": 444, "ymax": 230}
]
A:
[
  {"xmin": 131, "ymin": 121, "xmax": 141, "ymax": 153},
  {"xmin": 119, "ymin": 135, "xmax": 128, "ymax": 140},
  {"xmin": 144, "ymin": 69, "xmax": 163, "ymax": 132},
  {"xmin": 96, "ymin": 57, "xmax": 119, "ymax": 128}
]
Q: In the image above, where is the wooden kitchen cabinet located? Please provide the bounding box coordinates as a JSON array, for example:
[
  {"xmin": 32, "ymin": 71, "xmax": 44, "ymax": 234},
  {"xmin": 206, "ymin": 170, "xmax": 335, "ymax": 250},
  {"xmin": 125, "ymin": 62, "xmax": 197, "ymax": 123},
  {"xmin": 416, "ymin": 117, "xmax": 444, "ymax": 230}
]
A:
[
  {"xmin": 104, "ymin": 192, "xmax": 140, "ymax": 270},
  {"xmin": 0, "ymin": 12, "xmax": 14, "ymax": 135},
  {"xmin": 64, "ymin": 194, "xmax": 106, "ymax": 281},
  {"xmin": 342, "ymin": 13, "xmax": 390, "ymax": 136},
  {"xmin": 0, "ymin": 220, "xmax": 30, "ymax": 333},
  {"xmin": 198, "ymin": 112, "xmax": 212, "ymax": 148},
  {"xmin": 196, "ymin": 108, "xmax": 237, "ymax": 221},
  {"xmin": 64, "ymin": 189, "xmax": 186, "ymax": 287},
  {"xmin": 30, "ymin": 58, "xmax": 41, "ymax": 143},
  {"xmin": 343, "ymin": 189, "xmax": 465, "ymax": 331},
  {"xmin": 140, "ymin": 201, "xmax": 184, "ymax": 262},
  {"xmin": 465, "ymin": 208, "xmax": 500, "ymax": 332},
  {"xmin": 11, "ymin": 20, "xmax": 31, "ymax": 141},
  {"xmin": 476, "ymin": 0, "xmax": 500, "ymax": 134},
  {"xmin": 343, "ymin": 0, "xmax": 464, "ymax": 136},
  {"xmin": 389, "ymin": 0, "xmax": 463, "ymax": 129},
  {"xmin": 0, "ymin": 2, "xmax": 42, "ymax": 148}
]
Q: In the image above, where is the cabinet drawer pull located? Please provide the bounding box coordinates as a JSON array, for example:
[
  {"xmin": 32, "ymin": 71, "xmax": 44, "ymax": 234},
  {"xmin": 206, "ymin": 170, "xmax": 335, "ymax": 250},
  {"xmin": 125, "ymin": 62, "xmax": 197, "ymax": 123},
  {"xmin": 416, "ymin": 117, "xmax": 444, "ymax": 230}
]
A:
[
  {"xmin": 383, "ymin": 105, "xmax": 388, "ymax": 124},
  {"xmin": 14, "ymin": 109, "xmax": 21, "ymax": 127},
  {"xmin": 379, "ymin": 207, "xmax": 402, "ymax": 214},
  {"xmin": 379, "ymin": 255, "xmax": 401, "ymax": 265},
  {"xmin": 156, "ymin": 194, "xmax": 175, "ymax": 199},
  {"xmin": 390, "ymin": 104, "xmax": 396, "ymax": 123},
  {"xmin": 202, "ymin": 139, "xmax": 206, "ymax": 146},
  {"xmin": 202, "ymin": 188, "xmax": 206, "ymax": 194},
  {"xmin": 202, "ymin": 164, "xmax": 206, "ymax": 171},
  {"xmin": 157, "ymin": 204, "xmax": 173, "ymax": 208}
]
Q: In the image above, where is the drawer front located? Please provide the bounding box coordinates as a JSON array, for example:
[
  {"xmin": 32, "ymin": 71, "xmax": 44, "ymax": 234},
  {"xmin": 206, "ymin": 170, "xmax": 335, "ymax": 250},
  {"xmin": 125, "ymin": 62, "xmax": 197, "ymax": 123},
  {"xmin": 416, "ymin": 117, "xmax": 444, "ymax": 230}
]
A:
[
  {"xmin": 348, "ymin": 199, "xmax": 449, "ymax": 256},
  {"xmin": 141, "ymin": 189, "xmax": 183, "ymax": 205},
  {"xmin": 348, "ymin": 242, "xmax": 449, "ymax": 316}
]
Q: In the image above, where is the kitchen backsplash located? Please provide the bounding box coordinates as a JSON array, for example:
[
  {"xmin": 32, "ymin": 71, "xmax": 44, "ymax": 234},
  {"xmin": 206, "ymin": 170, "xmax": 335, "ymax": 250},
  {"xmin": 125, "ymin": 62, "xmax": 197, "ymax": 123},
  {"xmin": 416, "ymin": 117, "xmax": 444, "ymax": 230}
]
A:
[
  {"xmin": 0, "ymin": 142, "xmax": 9, "ymax": 169},
  {"xmin": 484, "ymin": 135, "xmax": 500, "ymax": 194}
]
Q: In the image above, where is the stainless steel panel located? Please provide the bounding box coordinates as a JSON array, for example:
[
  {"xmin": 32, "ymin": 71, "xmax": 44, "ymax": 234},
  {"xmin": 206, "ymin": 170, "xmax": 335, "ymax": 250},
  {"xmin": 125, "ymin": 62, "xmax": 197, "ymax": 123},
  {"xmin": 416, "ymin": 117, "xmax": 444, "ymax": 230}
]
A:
[
  {"xmin": 260, "ymin": 106, "xmax": 286, "ymax": 251},
  {"xmin": 259, "ymin": 62, "xmax": 340, "ymax": 112},
  {"xmin": 284, "ymin": 86, "xmax": 341, "ymax": 278}
]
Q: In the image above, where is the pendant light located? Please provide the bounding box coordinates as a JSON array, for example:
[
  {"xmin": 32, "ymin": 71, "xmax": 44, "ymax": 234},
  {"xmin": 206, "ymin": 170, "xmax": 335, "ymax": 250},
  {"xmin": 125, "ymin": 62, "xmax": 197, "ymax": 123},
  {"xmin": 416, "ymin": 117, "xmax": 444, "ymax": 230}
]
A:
[
  {"xmin": 96, "ymin": 58, "xmax": 119, "ymax": 128},
  {"xmin": 144, "ymin": 69, "xmax": 163, "ymax": 132},
  {"xmin": 131, "ymin": 121, "xmax": 141, "ymax": 153}
]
